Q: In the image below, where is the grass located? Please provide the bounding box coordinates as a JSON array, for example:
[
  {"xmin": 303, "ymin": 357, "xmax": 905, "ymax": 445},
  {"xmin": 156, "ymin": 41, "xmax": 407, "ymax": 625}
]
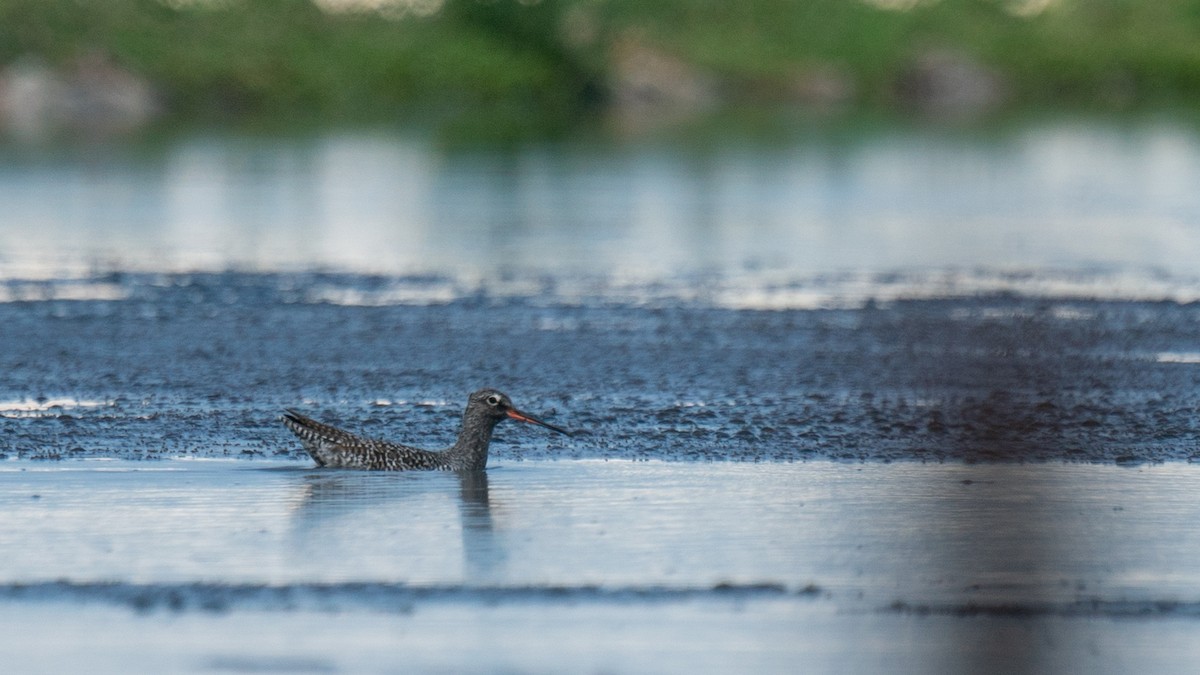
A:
[{"xmin": 2, "ymin": 0, "xmax": 1200, "ymax": 124}]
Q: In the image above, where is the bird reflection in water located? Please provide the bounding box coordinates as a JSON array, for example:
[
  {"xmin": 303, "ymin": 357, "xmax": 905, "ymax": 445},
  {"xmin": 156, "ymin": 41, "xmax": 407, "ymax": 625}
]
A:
[{"xmin": 287, "ymin": 470, "xmax": 505, "ymax": 579}]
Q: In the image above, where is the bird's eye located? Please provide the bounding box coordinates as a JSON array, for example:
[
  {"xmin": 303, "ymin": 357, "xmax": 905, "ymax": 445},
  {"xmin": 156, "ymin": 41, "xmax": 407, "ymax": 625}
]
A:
[{"xmin": 486, "ymin": 394, "xmax": 502, "ymax": 406}]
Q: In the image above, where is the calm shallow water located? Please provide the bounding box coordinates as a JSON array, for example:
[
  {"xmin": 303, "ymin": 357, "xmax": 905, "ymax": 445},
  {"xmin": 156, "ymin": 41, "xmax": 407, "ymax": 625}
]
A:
[
  {"xmin": 4, "ymin": 460, "xmax": 1200, "ymax": 673},
  {"xmin": 1, "ymin": 114, "xmax": 1200, "ymax": 284}
]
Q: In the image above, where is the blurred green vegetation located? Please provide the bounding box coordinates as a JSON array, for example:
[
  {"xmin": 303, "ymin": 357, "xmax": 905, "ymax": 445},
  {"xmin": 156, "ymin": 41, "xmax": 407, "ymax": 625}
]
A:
[{"xmin": 1, "ymin": 0, "xmax": 1199, "ymax": 123}]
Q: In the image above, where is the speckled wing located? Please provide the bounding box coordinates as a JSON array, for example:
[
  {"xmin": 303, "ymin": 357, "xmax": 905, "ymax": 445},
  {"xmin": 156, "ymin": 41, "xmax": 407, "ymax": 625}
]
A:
[
  {"xmin": 282, "ymin": 409, "xmax": 357, "ymax": 464},
  {"xmin": 281, "ymin": 409, "xmax": 446, "ymax": 470}
]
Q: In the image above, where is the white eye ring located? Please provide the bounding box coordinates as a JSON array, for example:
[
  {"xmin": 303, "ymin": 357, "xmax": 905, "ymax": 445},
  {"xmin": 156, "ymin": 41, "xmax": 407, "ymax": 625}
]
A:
[{"xmin": 486, "ymin": 394, "xmax": 502, "ymax": 406}]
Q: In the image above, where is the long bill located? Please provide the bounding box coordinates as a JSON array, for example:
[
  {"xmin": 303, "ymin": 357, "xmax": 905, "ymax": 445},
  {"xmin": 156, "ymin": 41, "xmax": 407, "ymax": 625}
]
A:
[{"xmin": 507, "ymin": 408, "xmax": 572, "ymax": 436}]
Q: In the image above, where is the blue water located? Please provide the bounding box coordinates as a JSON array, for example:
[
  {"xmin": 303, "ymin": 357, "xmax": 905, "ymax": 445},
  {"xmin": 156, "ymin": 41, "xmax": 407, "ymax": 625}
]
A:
[
  {"xmin": 5, "ymin": 113, "xmax": 1200, "ymax": 673},
  {"xmin": 2, "ymin": 114, "xmax": 1200, "ymax": 281},
  {"xmin": 4, "ymin": 461, "xmax": 1200, "ymax": 673}
]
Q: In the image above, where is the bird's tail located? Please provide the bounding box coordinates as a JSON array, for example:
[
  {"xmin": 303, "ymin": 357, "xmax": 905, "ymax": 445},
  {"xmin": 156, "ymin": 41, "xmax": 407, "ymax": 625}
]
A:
[{"xmin": 281, "ymin": 409, "xmax": 349, "ymax": 466}]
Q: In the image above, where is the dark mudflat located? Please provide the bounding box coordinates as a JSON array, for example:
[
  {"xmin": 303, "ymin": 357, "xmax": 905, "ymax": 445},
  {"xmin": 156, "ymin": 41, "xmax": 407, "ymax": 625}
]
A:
[{"xmin": 2, "ymin": 272, "xmax": 1199, "ymax": 464}]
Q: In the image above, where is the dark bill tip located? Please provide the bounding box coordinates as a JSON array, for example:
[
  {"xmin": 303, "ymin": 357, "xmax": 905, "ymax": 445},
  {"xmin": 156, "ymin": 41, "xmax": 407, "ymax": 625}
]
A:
[{"xmin": 507, "ymin": 408, "xmax": 572, "ymax": 437}]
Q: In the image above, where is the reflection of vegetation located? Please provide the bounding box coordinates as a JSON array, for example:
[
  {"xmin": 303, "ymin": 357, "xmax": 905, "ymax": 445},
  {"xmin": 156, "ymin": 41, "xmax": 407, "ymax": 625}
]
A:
[{"xmin": 1, "ymin": 0, "xmax": 1199, "ymax": 122}]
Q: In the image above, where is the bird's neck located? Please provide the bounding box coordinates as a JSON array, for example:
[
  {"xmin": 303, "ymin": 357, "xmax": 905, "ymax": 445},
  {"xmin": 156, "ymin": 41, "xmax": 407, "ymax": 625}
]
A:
[{"xmin": 449, "ymin": 412, "xmax": 496, "ymax": 470}]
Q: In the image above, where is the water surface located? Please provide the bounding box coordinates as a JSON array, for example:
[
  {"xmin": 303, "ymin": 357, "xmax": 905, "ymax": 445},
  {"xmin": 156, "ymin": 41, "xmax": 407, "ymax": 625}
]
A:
[
  {"xmin": 5, "ymin": 112, "xmax": 1200, "ymax": 673},
  {"xmin": 4, "ymin": 460, "xmax": 1200, "ymax": 673},
  {"xmin": 2, "ymin": 114, "xmax": 1200, "ymax": 284}
]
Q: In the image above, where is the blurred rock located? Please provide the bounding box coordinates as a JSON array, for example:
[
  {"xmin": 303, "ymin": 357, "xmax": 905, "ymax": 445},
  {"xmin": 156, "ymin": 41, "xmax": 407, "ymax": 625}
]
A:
[
  {"xmin": 0, "ymin": 52, "xmax": 160, "ymax": 138},
  {"xmin": 786, "ymin": 64, "xmax": 857, "ymax": 107},
  {"xmin": 894, "ymin": 49, "xmax": 1008, "ymax": 117},
  {"xmin": 605, "ymin": 37, "xmax": 857, "ymax": 129},
  {"xmin": 68, "ymin": 51, "xmax": 161, "ymax": 130},
  {"xmin": 0, "ymin": 57, "xmax": 67, "ymax": 137},
  {"xmin": 608, "ymin": 34, "xmax": 717, "ymax": 110}
]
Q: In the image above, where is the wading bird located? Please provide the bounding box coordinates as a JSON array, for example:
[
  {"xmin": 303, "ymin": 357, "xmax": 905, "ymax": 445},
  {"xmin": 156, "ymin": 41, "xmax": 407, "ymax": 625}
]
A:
[{"xmin": 283, "ymin": 389, "xmax": 570, "ymax": 471}]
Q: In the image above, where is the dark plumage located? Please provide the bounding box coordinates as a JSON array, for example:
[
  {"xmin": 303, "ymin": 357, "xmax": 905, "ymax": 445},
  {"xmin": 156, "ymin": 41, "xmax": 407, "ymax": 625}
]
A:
[{"xmin": 282, "ymin": 389, "xmax": 570, "ymax": 471}]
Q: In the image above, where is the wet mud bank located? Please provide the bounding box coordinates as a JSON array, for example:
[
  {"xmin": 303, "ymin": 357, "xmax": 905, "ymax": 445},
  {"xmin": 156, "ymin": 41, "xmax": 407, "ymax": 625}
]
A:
[{"xmin": 2, "ymin": 272, "xmax": 1199, "ymax": 463}]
